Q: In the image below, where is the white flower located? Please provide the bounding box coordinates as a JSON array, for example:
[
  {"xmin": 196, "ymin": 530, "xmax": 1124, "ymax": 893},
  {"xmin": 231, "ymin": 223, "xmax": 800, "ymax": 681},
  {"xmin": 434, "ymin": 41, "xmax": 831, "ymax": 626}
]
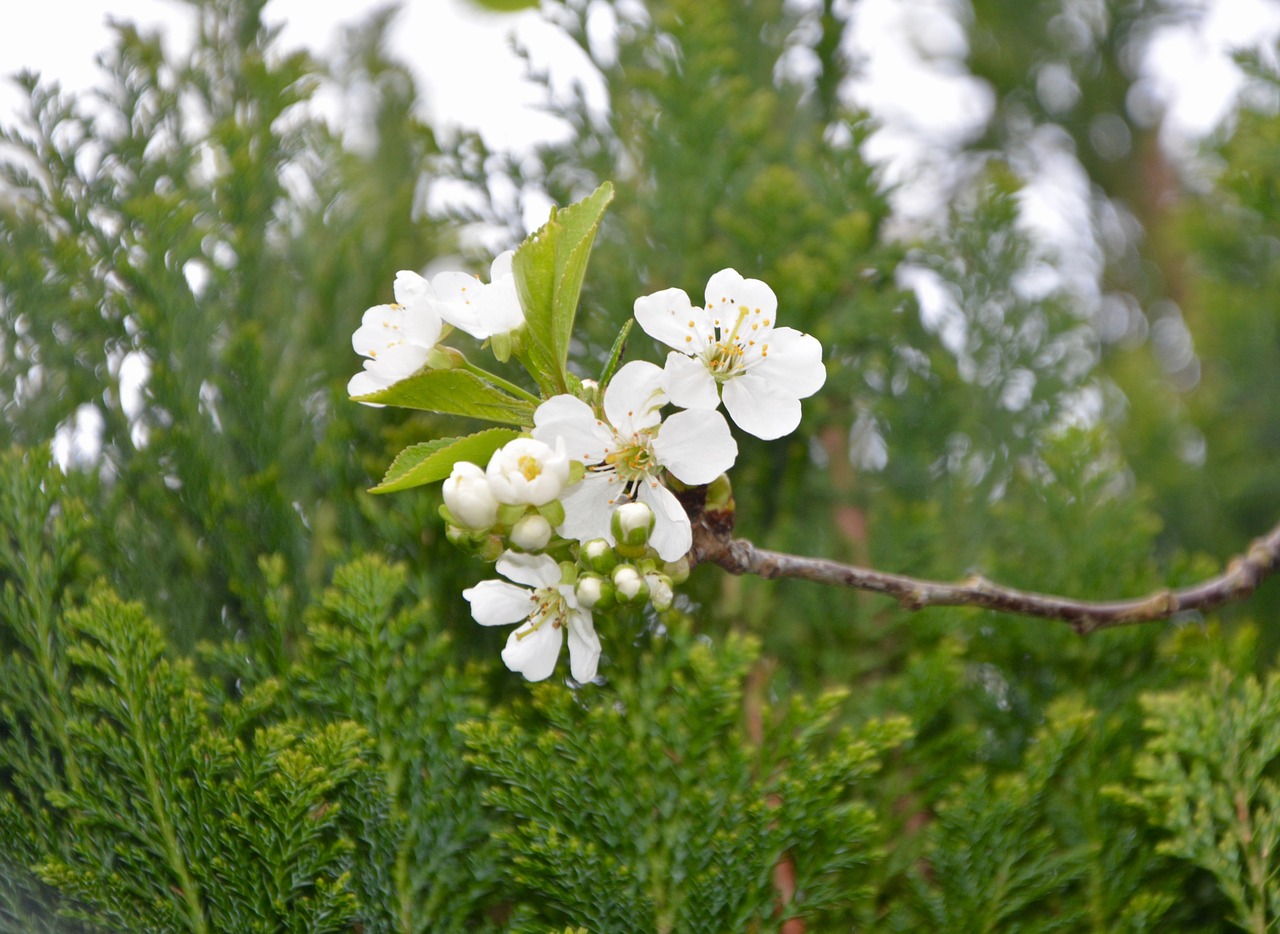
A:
[
  {"xmin": 348, "ymin": 271, "xmax": 445, "ymax": 403},
  {"xmin": 432, "ymin": 251, "xmax": 524, "ymax": 340},
  {"xmin": 463, "ymin": 552, "xmax": 600, "ymax": 682},
  {"xmin": 633, "ymin": 268, "xmax": 827, "ymax": 440},
  {"xmin": 486, "ymin": 437, "xmax": 571, "ymax": 507},
  {"xmin": 531, "ymin": 360, "xmax": 737, "ymax": 561},
  {"xmin": 442, "ymin": 462, "xmax": 500, "ymax": 529}
]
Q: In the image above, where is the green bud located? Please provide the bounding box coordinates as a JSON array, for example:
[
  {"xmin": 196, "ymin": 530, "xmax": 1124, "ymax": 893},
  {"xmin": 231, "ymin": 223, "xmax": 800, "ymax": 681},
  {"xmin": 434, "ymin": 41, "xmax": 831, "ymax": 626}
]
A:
[
  {"xmin": 426, "ymin": 345, "xmax": 467, "ymax": 370},
  {"xmin": 581, "ymin": 538, "xmax": 619, "ymax": 574},
  {"xmin": 662, "ymin": 556, "xmax": 691, "ymax": 585},
  {"xmin": 611, "ymin": 564, "xmax": 649, "ymax": 604},
  {"xmin": 575, "ymin": 573, "xmax": 615, "ymax": 610},
  {"xmin": 477, "ymin": 534, "xmax": 505, "ymax": 563},
  {"xmin": 705, "ymin": 473, "xmax": 734, "ymax": 512},
  {"xmin": 612, "ymin": 501, "xmax": 655, "ymax": 548}
]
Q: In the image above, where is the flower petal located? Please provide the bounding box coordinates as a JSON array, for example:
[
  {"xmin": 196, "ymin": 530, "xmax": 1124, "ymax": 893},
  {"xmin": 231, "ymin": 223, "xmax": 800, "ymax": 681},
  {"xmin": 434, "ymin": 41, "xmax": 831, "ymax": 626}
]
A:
[
  {"xmin": 533, "ymin": 395, "xmax": 612, "ymax": 464},
  {"xmin": 501, "ymin": 620, "xmax": 563, "ymax": 681},
  {"xmin": 603, "ymin": 361, "xmax": 667, "ymax": 434},
  {"xmin": 348, "ymin": 368, "xmax": 389, "ymax": 403},
  {"xmin": 637, "ymin": 480, "xmax": 693, "ymax": 561},
  {"xmin": 704, "ymin": 269, "xmax": 777, "ymax": 330},
  {"xmin": 432, "ymin": 271, "xmax": 486, "ymax": 337},
  {"xmin": 496, "ymin": 551, "xmax": 563, "ymax": 589},
  {"xmin": 722, "ymin": 371, "xmax": 803, "ymax": 440},
  {"xmin": 352, "ymin": 304, "xmax": 401, "ymax": 357},
  {"xmin": 654, "ymin": 408, "xmax": 738, "ymax": 484},
  {"xmin": 393, "ymin": 270, "xmax": 434, "ymax": 308},
  {"xmin": 564, "ymin": 606, "xmax": 601, "ymax": 682},
  {"xmin": 662, "ymin": 352, "xmax": 720, "ymax": 410},
  {"xmin": 559, "ymin": 473, "xmax": 620, "ymax": 544},
  {"xmin": 634, "ymin": 287, "xmax": 712, "ymax": 353},
  {"xmin": 751, "ymin": 327, "xmax": 826, "ymax": 399},
  {"xmin": 463, "ymin": 580, "xmax": 534, "ymax": 626}
]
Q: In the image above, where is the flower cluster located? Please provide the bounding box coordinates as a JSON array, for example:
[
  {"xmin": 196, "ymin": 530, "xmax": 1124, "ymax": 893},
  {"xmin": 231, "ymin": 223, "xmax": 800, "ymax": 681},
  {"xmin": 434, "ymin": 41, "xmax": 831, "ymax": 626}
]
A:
[
  {"xmin": 348, "ymin": 252, "xmax": 523, "ymax": 402},
  {"xmin": 350, "ymin": 248, "xmax": 825, "ymax": 684}
]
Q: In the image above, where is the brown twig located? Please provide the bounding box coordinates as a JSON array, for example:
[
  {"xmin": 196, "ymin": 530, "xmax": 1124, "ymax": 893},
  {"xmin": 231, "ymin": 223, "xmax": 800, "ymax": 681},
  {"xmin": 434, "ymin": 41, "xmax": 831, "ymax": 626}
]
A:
[{"xmin": 684, "ymin": 492, "xmax": 1280, "ymax": 635}]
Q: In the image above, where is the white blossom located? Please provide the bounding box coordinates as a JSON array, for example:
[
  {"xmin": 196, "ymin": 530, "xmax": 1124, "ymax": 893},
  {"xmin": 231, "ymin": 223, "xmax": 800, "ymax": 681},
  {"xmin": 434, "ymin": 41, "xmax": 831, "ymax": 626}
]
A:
[
  {"xmin": 463, "ymin": 552, "xmax": 600, "ymax": 682},
  {"xmin": 532, "ymin": 360, "xmax": 737, "ymax": 561},
  {"xmin": 442, "ymin": 461, "xmax": 500, "ymax": 529},
  {"xmin": 486, "ymin": 437, "xmax": 571, "ymax": 507},
  {"xmin": 633, "ymin": 268, "xmax": 826, "ymax": 439},
  {"xmin": 348, "ymin": 271, "xmax": 445, "ymax": 403},
  {"xmin": 432, "ymin": 251, "xmax": 524, "ymax": 340}
]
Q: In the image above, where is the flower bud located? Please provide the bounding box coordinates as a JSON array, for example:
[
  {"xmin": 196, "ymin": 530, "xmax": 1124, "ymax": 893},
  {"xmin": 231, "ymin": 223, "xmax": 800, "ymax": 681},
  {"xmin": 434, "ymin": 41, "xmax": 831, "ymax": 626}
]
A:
[
  {"xmin": 509, "ymin": 513, "xmax": 553, "ymax": 552},
  {"xmin": 611, "ymin": 564, "xmax": 649, "ymax": 604},
  {"xmin": 705, "ymin": 473, "xmax": 734, "ymax": 512},
  {"xmin": 580, "ymin": 538, "xmax": 619, "ymax": 574},
  {"xmin": 662, "ymin": 556, "xmax": 691, "ymax": 585},
  {"xmin": 575, "ymin": 573, "xmax": 615, "ymax": 610},
  {"xmin": 442, "ymin": 462, "xmax": 499, "ymax": 530},
  {"xmin": 486, "ymin": 437, "xmax": 571, "ymax": 506},
  {"xmin": 645, "ymin": 573, "xmax": 674, "ymax": 611},
  {"xmin": 611, "ymin": 501, "xmax": 655, "ymax": 548}
]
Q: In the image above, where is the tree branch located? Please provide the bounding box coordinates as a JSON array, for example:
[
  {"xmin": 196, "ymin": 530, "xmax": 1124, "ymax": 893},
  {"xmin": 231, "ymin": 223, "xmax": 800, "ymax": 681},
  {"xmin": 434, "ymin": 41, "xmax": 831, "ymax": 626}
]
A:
[{"xmin": 683, "ymin": 491, "xmax": 1280, "ymax": 635}]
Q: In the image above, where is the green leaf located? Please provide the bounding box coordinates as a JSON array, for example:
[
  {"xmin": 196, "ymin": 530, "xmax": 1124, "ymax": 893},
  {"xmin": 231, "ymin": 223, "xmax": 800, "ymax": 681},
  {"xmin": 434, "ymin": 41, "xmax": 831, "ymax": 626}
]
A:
[
  {"xmin": 599, "ymin": 318, "xmax": 634, "ymax": 385},
  {"xmin": 371, "ymin": 428, "xmax": 522, "ymax": 494},
  {"xmin": 513, "ymin": 182, "xmax": 615, "ymax": 394},
  {"xmin": 353, "ymin": 369, "xmax": 535, "ymax": 426}
]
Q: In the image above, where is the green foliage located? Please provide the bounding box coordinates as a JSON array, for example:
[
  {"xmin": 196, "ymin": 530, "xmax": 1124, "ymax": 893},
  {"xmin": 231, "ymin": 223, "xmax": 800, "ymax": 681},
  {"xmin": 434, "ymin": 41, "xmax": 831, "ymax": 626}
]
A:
[
  {"xmin": 465, "ymin": 622, "xmax": 912, "ymax": 931},
  {"xmin": 1117, "ymin": 665, "xmax": 1280, "ymax": 934},
  {"xmin": 371, "ymin": 428, "xmax": 524, "ymax": 494},
  {"xmin": 512, "ymin": 182, "xmax": 614, "ymax": 394},
  {"xmin": 354, "ymin": 369, "xmax": 536, "ymax": 426}
]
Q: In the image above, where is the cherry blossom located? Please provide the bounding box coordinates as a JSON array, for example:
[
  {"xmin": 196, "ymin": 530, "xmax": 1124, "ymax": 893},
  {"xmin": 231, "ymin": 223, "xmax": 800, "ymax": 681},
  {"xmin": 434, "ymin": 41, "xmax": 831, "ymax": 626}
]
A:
[
  {"xmin": 348, "ymin": 271, "xmax": 445, "ymax": 402},
  {"xmin": 531, "ymin": 360, "xmax": 737, "ymax": 561},
  {"xmin": 463, "ymin": 552, "xmax": 600, "ymax": 682},
  {"xmin": 431, "ymin": 251, "xmax": 524, "ymax": 340},
  {"xmin": 633, "ymin": 268, "xmax": 826, "ymax": 440}
]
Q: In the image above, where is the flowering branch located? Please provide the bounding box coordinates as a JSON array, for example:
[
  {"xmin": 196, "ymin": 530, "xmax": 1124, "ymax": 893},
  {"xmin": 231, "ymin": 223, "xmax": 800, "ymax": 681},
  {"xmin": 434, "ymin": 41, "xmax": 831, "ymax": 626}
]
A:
[{"xmin": 686, "ymin": 492, "xmax": 1280, "ymax": 635}]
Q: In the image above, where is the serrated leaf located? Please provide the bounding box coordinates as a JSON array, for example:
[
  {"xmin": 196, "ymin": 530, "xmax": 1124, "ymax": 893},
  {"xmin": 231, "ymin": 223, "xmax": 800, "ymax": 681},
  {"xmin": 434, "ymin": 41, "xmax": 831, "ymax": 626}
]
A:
[
  {"xmin": 371, "ymin": 428, "xmax": 522, "ymax": 494},
  {"xmin": 513, "ymin": 182, "xmax": 615, "ymax": 394},
  {"xmin": 353, "ymin": 369, "xmax": 535, "ymax": 426}
]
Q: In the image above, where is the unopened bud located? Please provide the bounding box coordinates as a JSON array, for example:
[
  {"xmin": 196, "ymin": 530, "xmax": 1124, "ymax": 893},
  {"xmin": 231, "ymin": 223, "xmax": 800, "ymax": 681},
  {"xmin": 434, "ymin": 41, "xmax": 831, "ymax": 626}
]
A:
[
  {"xmin": 645, "ymin": 573, "xmax": 674, "ymax": 611},
  {"xmin": 611, "ymin": 564, "xmax": 649, "ymax": 604},
  {"xmin": 581, "ymin": 538, "xmax": 619, "ymax": 574},
  {"xmin": 612, "ymin": 501, "xmax": 655, "ymax": 548},
  {"xmin": 705, "ymin": 473, "xmax": 734, "ymax": 512},
  {"xmin": 510, "ymin": 514, "xmax": 552, "ymax": 552},
  {"xmin": 662, "ymin": 556, "xmax": 691, "ymax": 585},
  {"xmin": 442, "ymin": 462, "xmax": 499, "ymax": 530},
  {"xmin": 575, "ymin": 573, "xmax": 615, "ymax": 610}
]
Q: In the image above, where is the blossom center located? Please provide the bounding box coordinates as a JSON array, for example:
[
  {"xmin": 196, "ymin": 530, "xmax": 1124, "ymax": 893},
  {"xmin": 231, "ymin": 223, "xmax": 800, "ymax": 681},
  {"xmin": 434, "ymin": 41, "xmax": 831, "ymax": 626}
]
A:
[
  {"xmin": 702, "ymin": 305, "xmax": 770, "ymax": 381},
  {"xmin": 603, "ymin": 436, "xmax": 656, "ymax": 482},
  {"xmin": 518, "ymin": 454, "xmax": 542, "ymax": 482},
  {"xmin": 516, "ymin": 587, "xmax": 567, "ymax": 639}
]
